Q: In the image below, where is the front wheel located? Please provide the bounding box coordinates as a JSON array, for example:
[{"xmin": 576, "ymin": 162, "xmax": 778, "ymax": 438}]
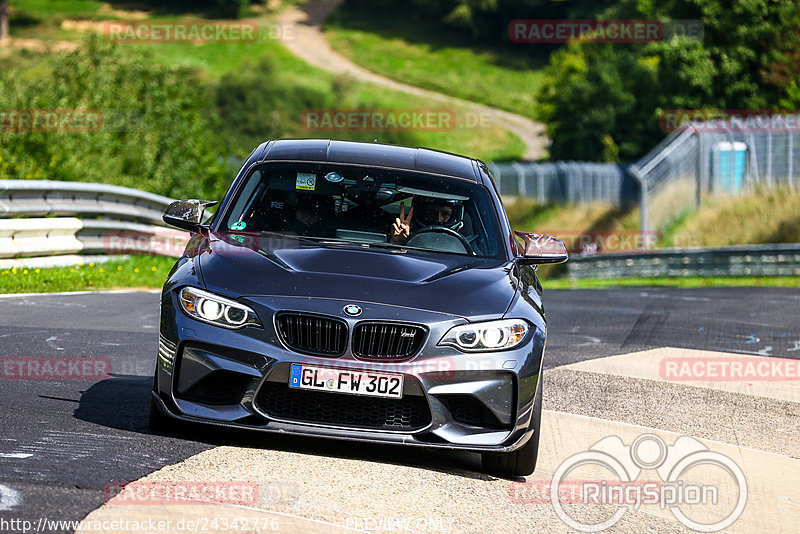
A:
[{"xmin": 482, "ymin": 372, "xmax": 542, "ymax": 478}]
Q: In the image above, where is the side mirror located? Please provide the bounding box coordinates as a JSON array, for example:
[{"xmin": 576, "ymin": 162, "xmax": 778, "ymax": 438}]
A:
[
  {"xmin": 163, "ymin": 199, "xmax": 218, "ymax": 232},
  {"xmin": 514, "ymin": 231, "xmax": 569, "ymax": 265}
]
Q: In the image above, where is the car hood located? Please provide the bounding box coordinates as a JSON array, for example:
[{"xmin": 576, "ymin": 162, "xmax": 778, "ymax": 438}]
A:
[{"xmin": 194, "ymin": 232, "xmax": 518, "ymax": 319}]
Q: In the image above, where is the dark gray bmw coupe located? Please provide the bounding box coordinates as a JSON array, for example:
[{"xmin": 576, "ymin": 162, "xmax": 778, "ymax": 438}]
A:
[{"xmin": 152, "ymin": 139, "xmax": 567, "ymax": 477}]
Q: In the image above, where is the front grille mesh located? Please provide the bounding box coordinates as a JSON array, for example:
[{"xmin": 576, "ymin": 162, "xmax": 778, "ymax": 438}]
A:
[
  {"xmin": 256, "ymin": 382, "xmax": 431, "ymax": 430},
  {"xmin": 276, "ymin": 313, "xmax": 347, "ymax": 357},
  {"xmin": 352, "ymin": 323, "xmax": 426, "ymax": 361}
]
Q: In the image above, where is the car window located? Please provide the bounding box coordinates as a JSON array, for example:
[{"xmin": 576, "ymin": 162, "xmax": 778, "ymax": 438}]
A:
[{"xmin": 220, "ymin": 162, "xmax": 503, "ymax": 259}]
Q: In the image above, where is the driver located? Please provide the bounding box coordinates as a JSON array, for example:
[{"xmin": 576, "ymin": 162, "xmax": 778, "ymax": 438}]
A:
[
  {"xmin": 389, "ymin": 196, "xmax": 463, "ymax": 244},
  {"xmin": 284, "ymin": 194, "xmax": 337, "ymax": 237}
]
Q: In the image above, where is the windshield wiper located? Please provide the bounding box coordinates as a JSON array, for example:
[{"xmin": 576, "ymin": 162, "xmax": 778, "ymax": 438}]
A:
[
  {"xmin": 257, "ymin": 231, "xmax": 372, "ymax": 247},
  {"xmin": 256, "ymin": 231, "xmax": 415, "ymax": 251},
  {"xmin": 362, "ymin": 241, "xmax": 408, "ymax": 251}
]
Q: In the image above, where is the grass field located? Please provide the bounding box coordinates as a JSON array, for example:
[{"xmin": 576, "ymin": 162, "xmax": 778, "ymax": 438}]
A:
[
  {"xmin": 325, "ymin": 0, "xmax": 547, "ymax": 121},
  {"xmin": 0, "ymin": 256, "xmax": 175, "ymax": 294},
  {"xmin": 664, "ymin": 187, "xmax": 800, "ymax": 247},
  {"xmin": 136, "ymin": 36, "xmax": 526, "ymax": 161},
  {"xmin": 3, "ymin": 0, "xmax": 525, "ymax": 162},
  {"xmin": 3, "ymin": 256, "xmax": 794, "ymax": 294},
  {"xmin": 506, "ymin": 186, "xmax": 800, "ymax": 250}
]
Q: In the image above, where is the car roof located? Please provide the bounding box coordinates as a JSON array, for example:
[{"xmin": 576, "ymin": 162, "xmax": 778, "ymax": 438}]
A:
[{"xmin": 258, "ymin": 139, "xmax": 480, "ymax": 182}]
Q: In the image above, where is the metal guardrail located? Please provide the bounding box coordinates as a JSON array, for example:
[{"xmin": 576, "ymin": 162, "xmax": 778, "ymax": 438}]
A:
[
  {"xmin": 568, "ymin": 244, "xmax": 800, "ymax": 279},
  {"xmin": 0, "ymin": 179, "xmax": 173, "ymax": 225},
  {"xmin": 2, "ymin": 181, "xmax": 797, "ymax": 279},
  {"xmin": 0, "ymin": 180, "xmax": 187, "ymax": 265}
]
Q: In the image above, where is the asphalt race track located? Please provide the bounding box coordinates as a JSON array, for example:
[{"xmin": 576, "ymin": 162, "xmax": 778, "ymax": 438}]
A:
[{"xmin": 0, "ymin": 288, "xmax": 798, "ymax": 533}]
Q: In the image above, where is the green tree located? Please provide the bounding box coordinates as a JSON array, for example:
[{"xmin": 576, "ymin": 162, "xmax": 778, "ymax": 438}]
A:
[{"xmin": 536, "ymin": 0, "xmax": 800, "ymax": 161}]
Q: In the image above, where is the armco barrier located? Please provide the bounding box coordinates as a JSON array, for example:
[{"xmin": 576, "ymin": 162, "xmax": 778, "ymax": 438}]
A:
[
  {"xmin": 568, "ymin": 243, "xmax": 800, "ymax": 279},
  {"xmin": 0, "ymin": 180, "xmax": 187, "ymax": 263},
  {"xmin": 0, "ymin": 179, "xmax": 172, "ymax": 225},
  {"xmin": 0, "ymin": 218, "xmax": 83, "ymax": 258},
  {"xmin": 2, "ymin": 181, "xmax": 797, "ymax": 277}
]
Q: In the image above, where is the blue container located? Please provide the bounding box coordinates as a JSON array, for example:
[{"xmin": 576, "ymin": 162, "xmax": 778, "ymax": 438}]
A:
[{"xmin": 713, "ymin": 141, "xmax": 747, "ymax": 193}]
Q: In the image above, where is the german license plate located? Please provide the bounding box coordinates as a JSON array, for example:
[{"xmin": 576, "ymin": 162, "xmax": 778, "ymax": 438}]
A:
[{"xmin": 289, "ymin": 364, "xmax": 403, "ymax": 399}]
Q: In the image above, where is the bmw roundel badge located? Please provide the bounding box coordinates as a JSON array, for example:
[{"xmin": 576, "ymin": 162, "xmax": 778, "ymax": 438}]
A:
[{"xmin": 344, "ymin": 304, "xmax": 362, "ymax": 316}]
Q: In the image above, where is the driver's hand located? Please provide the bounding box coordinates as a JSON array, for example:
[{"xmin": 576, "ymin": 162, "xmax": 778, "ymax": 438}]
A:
[{"xmin": 390, "ymin": 202, "xmax": 413, "ymax": 244}]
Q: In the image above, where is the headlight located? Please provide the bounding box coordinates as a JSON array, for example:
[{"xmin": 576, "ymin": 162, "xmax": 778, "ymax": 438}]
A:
[
  {"xmin": 179, "ymin": 287, "xmax": 261, "ymax": 329},
  {"xmin": 439, "ymin": 319, "xmax": 529, "ymax": 352}
]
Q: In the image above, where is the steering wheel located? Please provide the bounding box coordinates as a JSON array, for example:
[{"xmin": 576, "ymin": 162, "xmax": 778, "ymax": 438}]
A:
[{"xmin": 405, "ymin": 225, "xmax": 475, "ymax": 255}]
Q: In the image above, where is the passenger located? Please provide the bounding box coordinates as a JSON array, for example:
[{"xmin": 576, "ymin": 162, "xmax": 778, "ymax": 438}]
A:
[{"xmin": 390, "ymin": 197, "xmax": 464, "ymax": 244}]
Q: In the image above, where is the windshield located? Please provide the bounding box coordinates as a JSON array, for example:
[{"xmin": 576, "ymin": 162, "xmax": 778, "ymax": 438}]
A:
[{"xmin": 220, "ymin": 162, "xmax": 504, "ymax": 259}]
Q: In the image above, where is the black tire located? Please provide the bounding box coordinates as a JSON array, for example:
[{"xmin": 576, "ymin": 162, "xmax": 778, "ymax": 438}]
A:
[
  {"xmin": 149, "ymin": 374, "xmax": 171, "ymax": 432},
  {"xmin": 482, "ymin": 372, "xmax": 543, "ymax": 478}
]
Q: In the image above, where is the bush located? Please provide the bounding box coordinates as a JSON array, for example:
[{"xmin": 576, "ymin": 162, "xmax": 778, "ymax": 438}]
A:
[{"xmin": 0, "ymin": 36, "xmax": 231, "ymax": 200}]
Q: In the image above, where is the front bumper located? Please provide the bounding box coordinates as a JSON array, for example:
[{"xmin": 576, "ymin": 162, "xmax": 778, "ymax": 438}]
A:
[{"xmin": 155, "ymin": 292, "xmax": 546, "ymax": 453}]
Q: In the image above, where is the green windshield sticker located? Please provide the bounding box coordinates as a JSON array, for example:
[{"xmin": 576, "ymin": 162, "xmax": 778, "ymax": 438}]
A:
[{"xmin": 230, "ymin": 221, "xmax": 246, "ymax": 230}]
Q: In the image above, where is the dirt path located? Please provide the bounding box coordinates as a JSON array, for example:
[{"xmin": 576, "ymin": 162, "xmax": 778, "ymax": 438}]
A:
[
  {"xmin": 276, "ymin": 0, "xmax": 548, "ymax": 160},
  {"xmin": 0, "ymin": 37, "xmax": 77, "ymax": 53}
]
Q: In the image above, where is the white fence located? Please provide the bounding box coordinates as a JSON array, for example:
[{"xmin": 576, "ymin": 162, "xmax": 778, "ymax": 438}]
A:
[
  {"xmin": 488, "ymin": 161, "xmax": 637, "ymax": 207},
  {"xmin": 492, "ymin": 114, "xmax": 800, "ymax": 240},
  {"xmin": 624, "ymin": 115, "xmax": 800, "ymax": 235}
]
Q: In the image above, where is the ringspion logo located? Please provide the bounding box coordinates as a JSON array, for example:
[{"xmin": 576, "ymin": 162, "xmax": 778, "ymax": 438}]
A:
[{"xmin": 541, "ymin": 434, "xmax": 747, "ymax": 532}]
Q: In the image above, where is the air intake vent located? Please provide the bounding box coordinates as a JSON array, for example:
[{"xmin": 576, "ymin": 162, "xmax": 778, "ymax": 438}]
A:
[
  {"xmin": 439, "ymin": 395, "xmax": 509, "ymax": 430},
  {"xmin": 352, "ymin": 322, "xmax": 426, "ymax": 362},
  {"xmin": 256, "ymin": 382, "xmax": 431, "ymax": 431},
  {"xmin": 276, "ymin": 313, "xmax": 347, "ymax": 357}
]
